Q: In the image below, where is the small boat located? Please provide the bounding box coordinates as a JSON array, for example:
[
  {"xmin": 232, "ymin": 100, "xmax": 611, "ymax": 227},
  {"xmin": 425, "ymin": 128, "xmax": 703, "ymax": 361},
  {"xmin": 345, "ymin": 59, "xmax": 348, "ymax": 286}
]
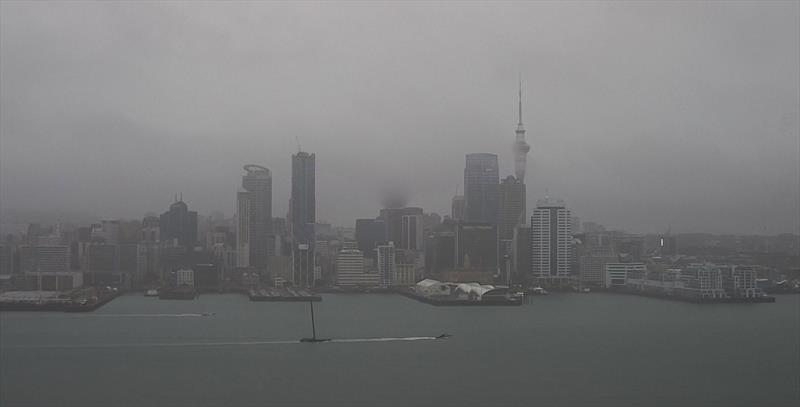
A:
[
  {"xmin": 435, "ymin": 333, "xmax": 452, "ymax": 339},
  {"xmin": 144, "ymin": 289, "xmax": 158, "ymax": 297},
  {"xmin": 531, "ymin": 287, "xmax": 548, "ymax": 295},
  {"xmin": 299, "ymin": 301, "xmax": 330, "ymax": 343}
]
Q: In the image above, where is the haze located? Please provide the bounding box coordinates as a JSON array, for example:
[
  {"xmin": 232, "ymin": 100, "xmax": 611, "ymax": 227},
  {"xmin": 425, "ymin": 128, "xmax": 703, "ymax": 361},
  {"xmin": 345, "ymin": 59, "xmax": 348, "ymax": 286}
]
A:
[{"xmin": 1, "ymin": 1, "xmax": 798, "ymax": 234}]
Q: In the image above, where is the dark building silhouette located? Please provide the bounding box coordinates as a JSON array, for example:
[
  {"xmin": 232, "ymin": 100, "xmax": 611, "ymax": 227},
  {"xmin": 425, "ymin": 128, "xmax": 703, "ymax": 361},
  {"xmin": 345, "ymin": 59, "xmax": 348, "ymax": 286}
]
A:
[
  {"xmin": 464, "ymin": 153, "xmax": 499, "ymax": 224},
  {"xmin": 455, "ymin": 222, "xmax": 498, "ymax": 272},
  {"xmin": 498, "ymin": 175, "xmax": 526, "ymax": 241},
  {"xmin": 160, "ymin": 200, "xmax": 198, "ymax": 248},
  {"xmin": 355, "ymin": 219, "xmax": 386, "ymax": 259}
]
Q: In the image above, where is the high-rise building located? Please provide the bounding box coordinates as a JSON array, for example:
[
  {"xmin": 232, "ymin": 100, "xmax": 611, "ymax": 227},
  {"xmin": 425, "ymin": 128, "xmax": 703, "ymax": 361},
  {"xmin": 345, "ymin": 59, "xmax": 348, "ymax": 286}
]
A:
[
  {"xmin": 140, "ymin": 215, "xmax": 160, "ymax": 242},
  {"xmin": 355, "ymin": 219, "xmax": 386, "ymax": 259},
  {"xmin": 464, "ymin": 153, "xmax": 499, "ymax": 224},
  {"xmin": 0, "ymin": 245, "xmax": 13, "ymax": 275},
  {"xmin": 514, "ymin": 79, "xmax": 531, "ymax": 183},
  {"xmin": 400, "ymin": 209, "xmax": 424, "ymax": 251},
  {"xmin": 291, "ymin": 151, "xmax": 315, "ymax": 287},
  {"xmin": 291, "ymin": 151, "xmax": 315, "ymax": 244},
  {"xmin": 160, "ymin": 200, "xmax": 198, "ymax": 248},
  {"xmin": 451, "ymin": 196, "xmax": 466, "ymax": 221},
  {"xmin": 19, "ymin": 245, "xmax": 70, "ymax": 273},
  {"xmin": 513, "ymin": 225, "xmax": 531, "ymax": 276},
  {"xmin": 498, "ymin": 175, "xmax": 526, "ymax": 241},
  {"xmin": 531, "ymin": 198, "xmax": 572, "ymax": 280},
  {"xmin": 237, "ymin": 165, "xmax": 272, "ymax": 269},
  {"xmin": 376, "ymin": 242, "xmax": 396, "ymax": 287}
]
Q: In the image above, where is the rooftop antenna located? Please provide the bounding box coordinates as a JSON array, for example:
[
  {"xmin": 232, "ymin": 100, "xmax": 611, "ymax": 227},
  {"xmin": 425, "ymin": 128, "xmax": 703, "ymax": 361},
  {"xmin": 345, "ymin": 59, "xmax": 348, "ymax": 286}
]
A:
[
  {"xmin": 295, "ymin": 136, "xmax": 302, "ymax": 153},
  {"xmin": 180, "ymin": 192, "xmax": 183, "ymax": 202},
  {"xmin": 518, "ymin": 73, "xmax": 523, "ymax": 126},
  {"xmin": 174, "ymin": 193, "xmax": 178, "ymax": 203}
]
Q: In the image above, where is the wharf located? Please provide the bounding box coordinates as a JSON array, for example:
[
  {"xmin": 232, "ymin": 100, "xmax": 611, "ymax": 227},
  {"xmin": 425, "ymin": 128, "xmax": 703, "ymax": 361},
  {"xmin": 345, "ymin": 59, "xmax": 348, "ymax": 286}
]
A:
[
  {"xmin": 0, "ymin": 288, "xmax": 122, "ymax": 312},
  {"xmin": 248, "ymin": 287, "xmax": 321, "ymax": 302},
  {"xmin": 610, "ymin": 288, "xmax": 776, "ymax": 304},
  {"xmin": 396, "ymin": 288, "xmax": 522, "ymax": 306}
]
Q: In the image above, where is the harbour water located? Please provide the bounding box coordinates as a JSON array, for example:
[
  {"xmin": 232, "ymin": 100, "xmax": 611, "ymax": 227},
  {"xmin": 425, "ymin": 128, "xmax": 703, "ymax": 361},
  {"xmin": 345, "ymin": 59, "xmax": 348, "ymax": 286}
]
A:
[{"xmin": 1, "ymin": 293, "xmax": 797, "ymax": 406}]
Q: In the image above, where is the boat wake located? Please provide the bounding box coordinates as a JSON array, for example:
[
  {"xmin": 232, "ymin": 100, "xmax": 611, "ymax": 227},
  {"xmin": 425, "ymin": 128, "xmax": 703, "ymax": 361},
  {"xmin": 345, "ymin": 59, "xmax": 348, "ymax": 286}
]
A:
[
  {"xmin": 4, "ymin": 336, "xmax": 443, "ymax": 350},
  {"xmin": 77, "ymin": 313, "xmax": 213, "ymax": 318}
]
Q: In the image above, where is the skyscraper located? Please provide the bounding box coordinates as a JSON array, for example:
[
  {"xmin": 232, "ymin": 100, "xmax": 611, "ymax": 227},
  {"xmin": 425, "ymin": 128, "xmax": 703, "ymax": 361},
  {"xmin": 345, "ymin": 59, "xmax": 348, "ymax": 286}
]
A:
[
  {"xmin": 237, "ymin": 165, "xmax": 272, "ymax": 270},
  {"xmin": 376, "ymin": 241, "xmax": 395, "ymax": 287},
  {"xmin": 530, "ymin": 198, "xmax": 572, "ymax": 281},
  {"xmin": 514, "ymin": 79, "xmax": 531, "ymax": 183},
  {"xmin": 400, "ymin": 208, "xmax": 424, "ymax": 251},
  {"xmin": 498, "ymin": 175, "xmax": 526, "ymax": 241},
  {"xmin": 160, "ymin": 200, "xmax": 197, "ymax": 248},
  {"xmin": 291, "ymin": 152, "xmax": 315, "ymax": 244},
  {"xmin": 291, "ymin": 151, "xmax": 315, "ymax": 286},
  {"xmin": 455, "ymin": 222, "xmax": 498, "ymax": 272},
  {"xmin": 464, "ymin": 153, "xmax": 499, "ymax": 224}
]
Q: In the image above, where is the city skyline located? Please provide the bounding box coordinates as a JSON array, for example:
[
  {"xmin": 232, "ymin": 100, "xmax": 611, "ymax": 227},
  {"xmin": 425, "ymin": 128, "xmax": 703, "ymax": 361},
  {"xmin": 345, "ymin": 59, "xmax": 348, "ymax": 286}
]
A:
[{"xmin": 1, "ymin": 2, "xmax": 798, "ymax": 235}]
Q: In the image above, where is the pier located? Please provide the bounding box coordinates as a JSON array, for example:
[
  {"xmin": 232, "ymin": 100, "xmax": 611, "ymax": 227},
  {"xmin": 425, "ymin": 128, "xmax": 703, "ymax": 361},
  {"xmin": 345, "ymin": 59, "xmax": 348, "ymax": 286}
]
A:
[{"xmin": 248, "ymin": 287, "xmax": 321, "ymax": 302}]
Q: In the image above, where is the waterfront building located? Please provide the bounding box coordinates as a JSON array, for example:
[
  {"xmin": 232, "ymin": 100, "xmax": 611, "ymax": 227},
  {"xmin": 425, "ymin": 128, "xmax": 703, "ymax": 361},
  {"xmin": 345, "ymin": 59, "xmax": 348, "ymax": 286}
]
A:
[
  {"xmin": 160, "ymin": 200, "xmax": 198, "ymax": 248},
  {"xmin": 721, "ymin": 265, "xmax": 761, "ymax": 298},
  {"xmin": 376, "ymin": 242, "xmax": 396, "ymax": 287},
  {"xmin": 335, "ymin": 242, "xmax": 379, "ymax": 287},
  {"xmin": 513, "ymin": 226, "xmax": 531, "ymax": 277},
  {"xmin": 394, "ymin": 262, "xmax": 416, "ymax": 286},
  {"xmin": 530, "ymin": 198, "xmax": 572, "ymax": 281},
  {"xmin": 605, "ymin": 262, "xmax": 645, "ymax": 288},
  {"xmin": 355, "ymin": 219, "xmax": 386, "ymax": 259},
  {"xmin": 451, "ymin": 196, "xmax": 466, "ymax": 221},
  {"xmin": 464, "ymin": 153, "xmax": 499, "ymax": 224},
  {"xmin": 455, "ymin": 222, "xmax": 498, "ymax": 272},
  {"xmin": 498, "ymin": 175, "xmax": 526, "ymax": 241},
  {"xmin": 176, "ymin": 269, "xmax": 195, "ymax": 288},
  {"xmin": 237, "ymin": 165, "xmax": 272, "ymax": 270},
  {"xmin": 0, "ymin": 245, "xmax": 12, "ymax": 275},
  {"xmin": 577, "ymin": 232, "xmax": 617, "ymax": 286}
]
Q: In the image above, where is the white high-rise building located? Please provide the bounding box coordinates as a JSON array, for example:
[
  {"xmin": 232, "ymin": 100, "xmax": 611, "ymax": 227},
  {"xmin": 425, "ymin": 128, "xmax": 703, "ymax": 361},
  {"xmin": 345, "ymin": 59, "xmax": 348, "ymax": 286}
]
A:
[
  {"xmin": 376, "ymin": 242, "xmax": 396, "ymax": 287},
  {"xmin": 530, "ymin": 198, "xmax": 572, "ymax": 280}
]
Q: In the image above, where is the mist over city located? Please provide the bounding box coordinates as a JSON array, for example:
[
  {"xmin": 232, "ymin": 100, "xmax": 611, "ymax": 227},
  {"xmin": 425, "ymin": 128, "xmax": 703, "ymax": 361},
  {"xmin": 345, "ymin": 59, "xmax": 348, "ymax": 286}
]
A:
[
  {"xmin": 1, "ymin": 2, "xmax": 798, "ymax": 407},
  {"xmin": 2, "ymin": 1, "xmax": 797, "ymax": 235}
]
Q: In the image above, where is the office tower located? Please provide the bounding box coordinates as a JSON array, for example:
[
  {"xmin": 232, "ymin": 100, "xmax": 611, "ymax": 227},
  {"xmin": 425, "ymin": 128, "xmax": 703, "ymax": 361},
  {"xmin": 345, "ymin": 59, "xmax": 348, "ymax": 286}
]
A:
[
  {"xmin": 425, "ymin": 226, "xmax": 456, "ymax": 276},
  {"xmin": 455, "ymin": 222, "xmax": 498, "ymax": 272},
  {"xmin": 498, "ymin": 175, "xmax": 526, "ymax": 241},
  {"xmin": 160, "ymin": 199, "xmax": 198, "ymax": 248},
  {"xmin": 335, "ymin": 241, "xmax": 379, "ymax": 287},
  {"xmin": 291, "ymin": 151, "xmax": 315, "ymax": 244},
  {"xmin": 291, "ymin": 151, "xmax": 315, "ymax": 286},
  {"xmin": 464, "ymin": 153, "xmax": 499, "ymax": 224},
  {"xmin": 530, "ymin": 198, "xmax": 572, "ymax": 280},
  {"xmin": 376, "ymin": 242, "xmax": 396, "ymax": 287},
  {"xmin": 379, "ymin": 207, "xmax": 403, "ymax": 245},
  {"xmin": 355, "ymin": 219, "xmax": 386, "ymax": 259},
  {"xmin": 237, "ymin": 165, "xmax": 272, "ymax": 269},
  {"xmin": 400, "ymin": 208, "xmax": 424, "ymax": 251},
  {"xmin": 605, "ymin": 263, "xmax": 646, "ymax": 288},
  {"xmin": 514, "ymin": 80, "xmax": 531, "ymax": 183},
  {"xmin": 451, "ymin": 196, "xmax": 466, "ymax": 221}
]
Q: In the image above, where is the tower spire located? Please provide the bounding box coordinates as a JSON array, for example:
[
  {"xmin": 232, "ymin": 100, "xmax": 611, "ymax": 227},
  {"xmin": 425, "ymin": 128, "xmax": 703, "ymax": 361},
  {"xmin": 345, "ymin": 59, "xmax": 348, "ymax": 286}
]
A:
[{"xmin": 518, "ymin": 74, "xmax": 523, "ymax": 126}]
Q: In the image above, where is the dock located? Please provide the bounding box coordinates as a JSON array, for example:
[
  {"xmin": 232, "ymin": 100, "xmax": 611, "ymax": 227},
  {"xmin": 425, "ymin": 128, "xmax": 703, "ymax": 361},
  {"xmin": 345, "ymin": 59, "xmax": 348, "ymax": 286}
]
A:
[
  {"xmin": 396, "ymin": 288, "xmax": 522, "ymax": 306},
  {"xmin": 248, "ymin": 287, "xmax": 321, "ymax": 302}
]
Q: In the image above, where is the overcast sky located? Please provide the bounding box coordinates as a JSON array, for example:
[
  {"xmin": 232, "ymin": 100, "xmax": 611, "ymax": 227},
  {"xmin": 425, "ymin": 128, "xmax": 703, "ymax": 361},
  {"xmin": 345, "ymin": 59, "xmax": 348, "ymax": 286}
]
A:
[{"xmin": 1, "ymin": 1, "xmax": 798, "ymax": 234}]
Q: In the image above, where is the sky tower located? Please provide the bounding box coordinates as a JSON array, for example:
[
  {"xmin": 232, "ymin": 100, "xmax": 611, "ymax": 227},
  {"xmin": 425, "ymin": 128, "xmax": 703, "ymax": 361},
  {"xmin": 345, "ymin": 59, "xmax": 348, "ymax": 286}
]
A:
[{"xmin": 514, "ymin": 79, "xmax": 531, "ymax": 183}]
